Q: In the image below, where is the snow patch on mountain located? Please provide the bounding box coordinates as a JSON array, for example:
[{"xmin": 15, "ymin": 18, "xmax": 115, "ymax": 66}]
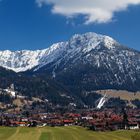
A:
[{"xmin": 0, "ymin": 49, "xmax": 47, "ymax": 72}]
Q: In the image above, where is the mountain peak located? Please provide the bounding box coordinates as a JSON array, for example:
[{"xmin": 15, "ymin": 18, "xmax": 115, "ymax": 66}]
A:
[
  {"xmin": 71, "ymin": 32, "xmax": 115, "ymax": 41},
  {"xmin": 69, "ymin": 32, "xmax": 117, "ymax": 52}
]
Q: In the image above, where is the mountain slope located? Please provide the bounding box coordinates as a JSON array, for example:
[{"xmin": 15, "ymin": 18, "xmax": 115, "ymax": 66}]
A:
[
  {"xmin": 32, "ymin": 33, "xmax": 140, "ymax": 92},
  {"xmin": 0, "ymin": 66, "xmax": 78, "ymax": 107},
  {"xmin": 0, "ymin": 66, "xmax": 100, "ymax": 108}
]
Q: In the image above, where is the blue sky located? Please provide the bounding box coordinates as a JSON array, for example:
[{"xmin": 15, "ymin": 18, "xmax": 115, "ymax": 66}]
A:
[{"xmin": 0, "ymin": 0, "xmax": 140, "ymax": 51}]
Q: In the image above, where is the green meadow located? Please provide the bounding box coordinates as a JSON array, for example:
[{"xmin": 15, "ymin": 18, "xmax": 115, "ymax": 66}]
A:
[{"xmin": 0, "ymin": 126, "xmax": 139, "ymax": 140}]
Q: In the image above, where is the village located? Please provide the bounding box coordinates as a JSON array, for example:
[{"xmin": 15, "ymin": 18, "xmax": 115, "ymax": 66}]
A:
[
  {"xmin": 0, "ymin": 84, "xmax": 140, "ymax": 131},
  {"xmin": 0, "ymin": 107, "xmax": 140, "ymax": 131}
]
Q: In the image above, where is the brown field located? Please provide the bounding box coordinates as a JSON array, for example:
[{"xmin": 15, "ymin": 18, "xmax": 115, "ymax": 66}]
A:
[{"xmin": 95, "ymin": 90, "xmax": 140, "ymax": 101}]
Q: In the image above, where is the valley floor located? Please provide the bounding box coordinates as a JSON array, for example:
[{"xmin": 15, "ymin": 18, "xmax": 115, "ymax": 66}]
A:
[{"xmin": 0, "ymin": 126, "xmax": 139, "ymax": 140}]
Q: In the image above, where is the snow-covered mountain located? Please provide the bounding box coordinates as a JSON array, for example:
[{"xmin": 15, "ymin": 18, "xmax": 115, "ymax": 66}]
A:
[
  {"xmin": 0, "ymin": 32, "xmax": 119, "ymax": 72},
  {"xmin": 1, "ymin": 32, "xmax": 140, "ymax": 108},
  {"xmin": 29, "ymin": 32, "xmax": 140, "ymax": 91},
  {"xmin": 0, "ymin": 49, "xmax": 44, "ymax": 72},
  {"xmin": 0, "ymin": 42, "xmax": 67, "ymax": 72},
  {"xmin": 0, "ymin": 32, "xmax": 140, "ymax": 92}
]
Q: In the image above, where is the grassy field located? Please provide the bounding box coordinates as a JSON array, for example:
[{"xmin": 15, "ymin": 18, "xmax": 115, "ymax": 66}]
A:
[{"xmin": 0, "ymin": 126, "xmax": 139, "ymax": 140}]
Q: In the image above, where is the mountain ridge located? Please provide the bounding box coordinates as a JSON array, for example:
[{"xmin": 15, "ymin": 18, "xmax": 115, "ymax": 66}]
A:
[{"xmin": 0, "ymin": 32, "xmax": 122, "ymax": 73}]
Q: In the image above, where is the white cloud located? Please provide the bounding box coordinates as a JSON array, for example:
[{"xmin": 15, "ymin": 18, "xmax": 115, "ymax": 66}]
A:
[{"xmin": 36, "ymin": 0, "xmax": 140, "ymax": 24}]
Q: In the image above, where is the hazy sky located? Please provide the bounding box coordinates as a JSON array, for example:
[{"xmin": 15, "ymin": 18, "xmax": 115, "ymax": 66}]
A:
[{"xmin": 0, "ymin": 0, "xmax": 140, "ymax": 51}]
